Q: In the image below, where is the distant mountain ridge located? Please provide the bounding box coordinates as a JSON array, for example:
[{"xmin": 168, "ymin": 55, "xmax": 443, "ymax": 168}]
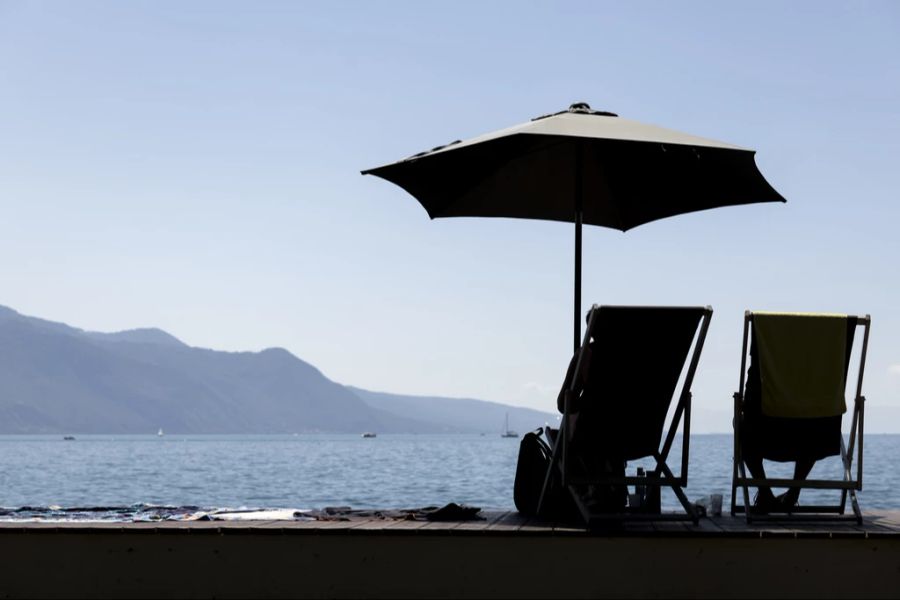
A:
[
  {"xmin": 0, "ymin": 305, "xmax": 554, "ymax": 434},
  {"xmin": 84, "ymin": 328, "xmax": 186, "ymax": 347}
]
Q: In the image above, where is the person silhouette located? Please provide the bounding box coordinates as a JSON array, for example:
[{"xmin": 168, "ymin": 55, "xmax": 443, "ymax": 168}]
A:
[
  {"xmin": 555, "ymin": 312, "xmax": 627, "ymax": 512},
  {"xmin": 740, "ymin": 330, "xmax": 848, "ymax": 513}
]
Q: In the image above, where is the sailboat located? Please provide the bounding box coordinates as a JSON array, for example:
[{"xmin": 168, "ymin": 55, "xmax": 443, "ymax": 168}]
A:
[
  {"xmin": 157, "ymin": 428, "xmax": 164, "ymax": 437},
  {"xmin": 501, "ymin": 413, "xmax": 518, "ymax": 438}
]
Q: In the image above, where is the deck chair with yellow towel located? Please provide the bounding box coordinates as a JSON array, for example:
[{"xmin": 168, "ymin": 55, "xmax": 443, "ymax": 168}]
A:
[
  {"xmin": 731, "ymin": 311, "xmax": 871, "ymax": 523},
  {"xmin": 538, "ymin": 305, "xmax": 713, "ymax": 527}
]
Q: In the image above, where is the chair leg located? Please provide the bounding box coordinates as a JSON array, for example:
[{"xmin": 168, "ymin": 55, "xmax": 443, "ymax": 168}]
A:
[
  {"xmin": 850, "ymin": 490, "xmax": 863, "ymax": 525},
  {"xmin": 731, "ymin": 466, "xmax": 739, "ymax": 517},
  {"xmin": 567, "ymin": 485, "xmax": 593, "ymax": 527},
  {"xmin": 656, "ymin": 460, "xmax": 698, "ymax": 524},
  {"xmin": 536, "ymin": 456, "xmax": 557, "ymax": 517},
  {"xmin": 738, "ymin": 460, "xmax": 753, "ymax": 524},
  {"xmin": 536, "ymin": 425, "xmax": 565, "ymax": 516},
  {"xmin": 839, "ymin": 437, "xmax": 852, "ymax": 515}
]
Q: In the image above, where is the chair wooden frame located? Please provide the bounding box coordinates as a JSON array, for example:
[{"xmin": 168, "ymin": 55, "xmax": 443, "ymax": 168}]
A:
[
  {"xmin": 730, "ymin": 311, "xmax": 871, "ymax": 524},
  {"xmin": 537, "ymin": 304, "xmax": 713, "ymax": 528}
]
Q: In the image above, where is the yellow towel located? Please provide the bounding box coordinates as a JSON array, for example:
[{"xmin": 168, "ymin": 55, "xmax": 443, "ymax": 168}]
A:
[{"xmin": 753, "ymin": 312, "xmax": 848, "ymax": 418}]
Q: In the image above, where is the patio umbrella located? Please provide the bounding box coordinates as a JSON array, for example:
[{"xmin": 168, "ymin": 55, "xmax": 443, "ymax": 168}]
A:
[{"xmin": 362, "ymin": 103, "xmax": 785, "ymax": 352}]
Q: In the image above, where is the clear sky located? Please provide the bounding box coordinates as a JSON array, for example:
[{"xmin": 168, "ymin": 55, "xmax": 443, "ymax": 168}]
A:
[{"xmin": 1, "ymin": 1, "xmax": 899, "ymax": 428}]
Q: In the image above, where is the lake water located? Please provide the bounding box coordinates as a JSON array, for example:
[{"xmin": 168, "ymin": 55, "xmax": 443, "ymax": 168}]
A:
[{"xmin": 1, "ymin": 434, "xmax": 897, "ymax": 520}]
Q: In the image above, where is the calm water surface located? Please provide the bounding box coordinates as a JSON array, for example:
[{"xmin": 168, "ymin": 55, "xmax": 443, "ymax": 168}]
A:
[{"xmin": 1, "ymin": 434, "xmax": 897, "ymax": 517}]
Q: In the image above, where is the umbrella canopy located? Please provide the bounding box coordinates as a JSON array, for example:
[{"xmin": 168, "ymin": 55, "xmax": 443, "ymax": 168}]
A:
[{"xmin": 363, "ymin": 103, "xmax": 785, "ymax": 351}]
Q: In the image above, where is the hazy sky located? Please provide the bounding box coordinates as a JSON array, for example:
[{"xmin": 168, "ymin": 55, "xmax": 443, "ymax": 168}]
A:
[{"xmin": 2, "ymin": 1, "xmax": 899, "ymax": 426}]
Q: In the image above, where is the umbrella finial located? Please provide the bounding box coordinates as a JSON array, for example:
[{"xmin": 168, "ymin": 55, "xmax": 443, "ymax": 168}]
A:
[
  {"xmin": 568, "ymin": 102, "xmax": 618, "ymax": 117},
  {"xmin": 532, "ymin": 103, "xmax": 618, "ymax": 121}
]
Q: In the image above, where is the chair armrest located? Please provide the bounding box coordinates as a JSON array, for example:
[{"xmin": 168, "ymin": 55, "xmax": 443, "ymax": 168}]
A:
[{"xmin": 732, "ymin": 392, "xmax": 743, "ymax": 430}]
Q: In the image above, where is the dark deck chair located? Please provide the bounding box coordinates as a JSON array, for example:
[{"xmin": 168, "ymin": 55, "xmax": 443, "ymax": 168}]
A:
[
  {"xmin": 538, "ymin": 305, "xmax": 713, "ymax": 527},
  {"xmin": 731, "ymin": 311, "xmax": 871, "ymax": 524}
]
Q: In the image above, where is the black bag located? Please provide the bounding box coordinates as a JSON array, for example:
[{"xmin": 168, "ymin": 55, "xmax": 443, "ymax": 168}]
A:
[{"xmin": 513, "ymin": 428, "xmax": 551, "ymax": 516}]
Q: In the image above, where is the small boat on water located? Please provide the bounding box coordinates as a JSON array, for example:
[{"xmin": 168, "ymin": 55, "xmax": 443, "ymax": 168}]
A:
[
  {"xmin": 361, "ymin": 432, "xmax": 377, "ymax": 438},
  {"xmin": 63, "ymin": 436, "xmax": 76, "ymax": 441},
  {"xmin": 157, "ymin": 428, "xmax": 164, "ymax": 437},
  {"xmin": 501, "ymin": 413, "xmax": 518, "ymax": 438}
]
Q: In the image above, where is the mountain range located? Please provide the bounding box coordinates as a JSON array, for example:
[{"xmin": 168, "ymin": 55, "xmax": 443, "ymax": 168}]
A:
[{"xmin": 0, "ymin": 305, "xmax": 554, "ymax": 434}]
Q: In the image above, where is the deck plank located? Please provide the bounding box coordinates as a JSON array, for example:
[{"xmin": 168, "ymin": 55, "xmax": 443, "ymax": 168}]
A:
[
  {"xmin": 650, "ymin": 520, "xmax": 693, "ymax": 535},
  {"xmin": 862, "ymin": 512, "xmax": 900, "ymax": 537},
  {"xmin": 869, "ymin": 510, "xmax": 900, "ymax": 530},
  {"xmin": 3, "ymin": 510, "xmax": 900, "ymax": 538},
  {"xmin": 485, "ymin": 511, "xmax": 527, "ymax": 532},
  {"xmin": 417, "ymin": 519, "xmax": 467, "ymax": 531},
  {"xmin": 689, "ymin": 517, "xmax": 726, "ymax": 535},
  {"xmin": 267, "ymin": 519, "xmax": 325, "ymax": 530},
  {"xmin": 552, "ymin": 522, "xmax": 588, "ymax": 534},
  {"xmin": 619, "ymin": 521, "xmax": 657, "ymax": 534},
  {"xmin": 351, "ymin": 517, "xmax": 400, "ymax": 531},
  {"xmin": 454, "ymin": 510, "xmax": 504, "ymax": 531},
  {"xmin": 379, "ymin": 518, "xmax": 431, "ymax": 531},
  {"xmin": 306, "ymin": 517, "xmax": 373, "ymax": 530},
  {"xmin": 518, "ymin": 517, "xmax": 557, "ymax": 533}
]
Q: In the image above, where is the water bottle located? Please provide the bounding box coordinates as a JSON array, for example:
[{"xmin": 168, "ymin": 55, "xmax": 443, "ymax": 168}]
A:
[{"xmin": 635, "ymin": 467, "xmax": 646, "ymax": 510}]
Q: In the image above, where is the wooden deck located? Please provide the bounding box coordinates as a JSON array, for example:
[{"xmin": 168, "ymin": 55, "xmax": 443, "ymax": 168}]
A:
[
  {"xmin": 3, "ymin": 509, "xmax": 900, "ymax": 537},
  {"xmin": 1, "ymin": 511, "xmax": 899, "ymax": 598}
]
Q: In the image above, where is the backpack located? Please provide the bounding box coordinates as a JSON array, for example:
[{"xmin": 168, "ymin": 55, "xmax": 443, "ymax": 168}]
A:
[
  {"xmin": 513, "ymin": 428, "xmax": 550, "ymax": 516},
  {"xmin": 514, "ymin": 427, "xmax": 575, "ymax": 518}
]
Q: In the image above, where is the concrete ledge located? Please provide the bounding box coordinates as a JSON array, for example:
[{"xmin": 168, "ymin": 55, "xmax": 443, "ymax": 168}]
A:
[{"xmin": 1, "ymin": 521, "xmax": 899, "ymax": 598}]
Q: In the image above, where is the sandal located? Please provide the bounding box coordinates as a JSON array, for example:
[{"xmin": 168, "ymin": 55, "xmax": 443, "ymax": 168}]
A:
[
  {"xmin": 775, "ymin": 491, "xmax": 799, "ymax": 513},
  {"xmin": 751, "ymin": 488, "xmax": 778, "ymax": 514}
]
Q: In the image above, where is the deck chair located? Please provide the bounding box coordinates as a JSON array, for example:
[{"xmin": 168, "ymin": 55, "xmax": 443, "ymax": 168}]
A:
[
  {"xmin": 537, "ymin": 305, "xmax": 713, "ymax": 527},
  {"xmin": 731, "ymin": 311, "xmax": 871, "ymax": 524}
]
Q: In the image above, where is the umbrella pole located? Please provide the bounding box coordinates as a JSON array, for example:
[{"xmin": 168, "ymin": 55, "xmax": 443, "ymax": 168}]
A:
[
  {"xmin": 573, "ymin": 143, "xmax": 583, "ymax": 355},
  {"xmin": 574, "ymin": 214, "xmax": 582, "ymax": 354}
]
